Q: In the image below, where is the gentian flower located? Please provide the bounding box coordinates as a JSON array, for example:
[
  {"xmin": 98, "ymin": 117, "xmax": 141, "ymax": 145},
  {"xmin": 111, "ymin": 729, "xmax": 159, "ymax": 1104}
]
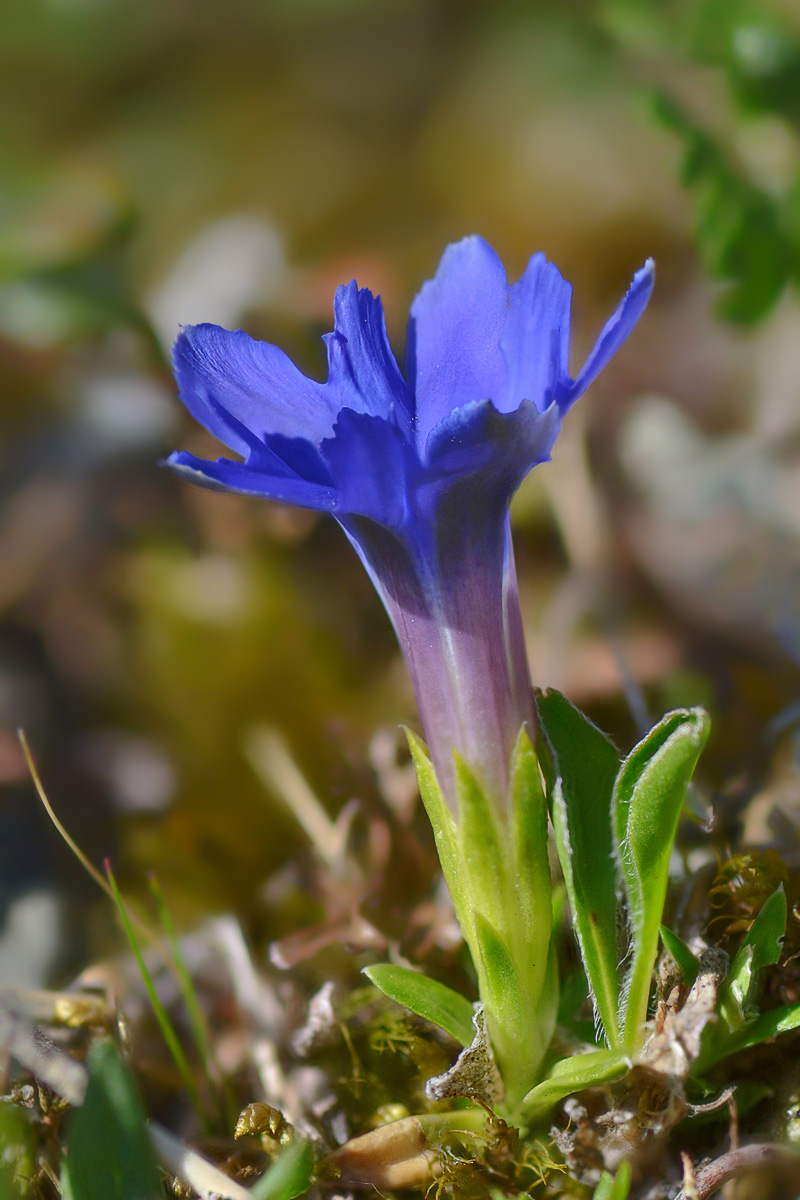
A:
[{"xmin": 168, "ymin": 236, "xmax": 653, "ymax": 809}]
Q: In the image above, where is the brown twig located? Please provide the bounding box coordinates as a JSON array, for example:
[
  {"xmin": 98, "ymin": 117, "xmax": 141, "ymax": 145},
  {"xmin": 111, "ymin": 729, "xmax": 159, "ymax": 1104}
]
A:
[{"xmin": 681, "ymin": 1144, "xmax": 800, "ymax": 1199}]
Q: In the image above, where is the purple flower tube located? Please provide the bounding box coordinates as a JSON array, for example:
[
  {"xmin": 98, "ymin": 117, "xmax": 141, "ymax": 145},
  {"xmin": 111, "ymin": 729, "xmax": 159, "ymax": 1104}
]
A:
[{"xmin": 167, "ymin": 237, "xmax": 653, "ymax": 809}]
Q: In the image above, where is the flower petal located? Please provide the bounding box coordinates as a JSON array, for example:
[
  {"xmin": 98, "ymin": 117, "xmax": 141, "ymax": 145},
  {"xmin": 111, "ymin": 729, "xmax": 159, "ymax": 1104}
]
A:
[
  {"xmin": 424, "ymin": 393, "xmax": 563, "ymax": 472},
  {"xmin": 259, "ymin": 433, "xmax": 336, "ymax": 486},
  {"xmin": 501, "ymin": 253, "xmax": 573, "ymax": 413},
  {"xmin": 407, "ymin": 236, "xmax": 510, "ymax": 444},
  {"xmin": 424, "ymin": 397, "xmax": 562, "ymax": 499},
  {"xmin": 558, "ymin": 258, "xmax": 655, "ymax": 410},
  {"xmin": 166, "ymin": 450, "xmax": 338, "ymax": 511},
  {"xmin": 320, "ymin": 408, "xmax": 412, "ymax": 529},
  {"xmin": 173, "ymin": 323, "xmax": 338, "ymax": 454},
  {"xmin": 324, "ymin": 282, "xmax": 411, "ymax": 419}
]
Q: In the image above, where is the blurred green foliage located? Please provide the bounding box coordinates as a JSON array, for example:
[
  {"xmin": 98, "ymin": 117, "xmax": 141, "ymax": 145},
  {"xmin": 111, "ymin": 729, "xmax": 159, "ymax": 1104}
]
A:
[
  {"xmin": 60, "ymin": 1042, "xmax": 162, "ymax": 1200},
  {"xmin": 601, "ymin": 0, "xmax": 800, "ymax": 320},
  {"xmin": 0, "ymin": 1102, "xmax": 37, "ymax": 1199}
]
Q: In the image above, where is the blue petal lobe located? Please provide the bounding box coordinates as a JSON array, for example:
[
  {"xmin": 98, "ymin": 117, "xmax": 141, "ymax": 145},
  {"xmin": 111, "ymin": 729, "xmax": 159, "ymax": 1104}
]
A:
[
  {"xmin": 325, "ymin": 282, "xmax": 411, "ymax": 419},
  {"xmin": 501, "ymin": 253, "xmax": 573, "ymax": 413},
  {"xmin": 320, "ymin": 409, "xmax": 411, "ymax": 529},
  {"xmin": 424, "ymin": 397, "xmax": 562, "ymax": 500},
  {"xmin": 559, "ymin": 258, "xmax": 655, "ymax": 410},
  {"xmin": 166, "ymin": 450, "xmax": 338, "ymax": 511},
  {"xmin": 407, "ymin": 236, "xmax": 510, "ymax": 444},
  {"xmin": 173, "ymin": 324, "xmax": 338, "ymax": 453},
  {"xmin": 259, "ymin": 433, "xmax": 335, "ymax": 486}
]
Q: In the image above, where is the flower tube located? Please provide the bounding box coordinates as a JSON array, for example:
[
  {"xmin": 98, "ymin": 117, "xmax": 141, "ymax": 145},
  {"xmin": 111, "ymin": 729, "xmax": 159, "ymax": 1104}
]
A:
[{"xmin": 168, "ymin": 236, "xmax": 653, "ymax": 812}]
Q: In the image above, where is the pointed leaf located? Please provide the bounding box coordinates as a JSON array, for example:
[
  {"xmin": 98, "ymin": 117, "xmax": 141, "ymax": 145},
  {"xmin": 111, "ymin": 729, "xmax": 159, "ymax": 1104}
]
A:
[
  {"xmin": 521, "ymin": 1048, "xmax": 630, "ymax": 1123},
  {"xmin": 508, "ymin": 727, "xmax": 551, "ymax": 961},
  {"xmin": 594, "ymin": 1161, "xmax": 632, "ymax": 1200},
  {"xmin": 61, "ymin": 1042, "xmax": 162, "ymax": 1200},
  {"xmin": 406, "ymin": 730, "xmax": 464, "ymax": 917},
  {"xmin": 720, "ymin": 946, "xmax": 754, "ymax": 1030},
  {"xmin": 454, "ymin": 752, "xmax": 506, "ymax": 929},
  {"xmin": 502, "ymin": 727, "xmax": 554, "ymax": 1059},
  {"xmin": 472, "ymin": 912, "xmax": 523, "ymax": 1017},
  {"xmin": 736, "ymin": 887, "xmax": 785, "ymax": 996},
  {"xmin": 536, "ymin": 934, "xmax": 560, "ymax": 1064},
  {"xmin": 660, "ymin": 925, "xmax": 699, "ymax": 986},
  {"xmin": 613, "ymin": 708, "xmax": 710, "ymax": 1044},
  {"xmin": 695, "ymin": 1002, "xmax": 800, "ymax": 1074},
  {"xmin": 536, "ymin": 689, "xmax": 622, "ymax": 1047},
  {"xmin": 249, "ymin": 1138, "xmax": 314, "ymax": 1200},
  {"xmin": 362, "ymin": 964, "xmax": 475, "ymax": 1047},
  {"xmin": 594, "ymin": 1171, "xmax": 617, "ymax": 1200},
  {"xmin": 472, "ymin": 912, "xmax": 550, "ymax": 1107},
  {"xmin": 721, "ymin": 886, "xmax": 786, "ymax": 1027}
]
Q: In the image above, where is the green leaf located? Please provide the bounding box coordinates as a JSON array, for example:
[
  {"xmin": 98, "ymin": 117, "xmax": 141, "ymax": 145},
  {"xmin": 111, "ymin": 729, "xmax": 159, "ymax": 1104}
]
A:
[
  {"xmin": 720, "ymin": 946, "xmax": 754, "ymax": 1031},
  {"xmin": 508, "ymin": 727, "xmax": 551, "ymax": 965},
  {"xmin": 249, "ymin": 1139, "xmax": 314, "ymax": 1200},
  {"xmin": 362, "ymin": 964, "xmax": 475, "ymax": 1047},
  {"xmin": 610, "ymin": 1160, "xmax": 632, "ymax": 1200},
  {"xmin": 653, "ymin": 92, "xmax": 793, "ymax": 324},
  {"xmin": 739, "ymin": 885, "xmax": 784, "ymax": 997},
  {"xmin": 594, "ymin": 1173, "xmax": 616, "ymax": 1200},
  {"xmin": 535, "ymin": 689, "xmax": 622, "ymax": 1047},
  {"xmin": 61, "ymin": 1042, "xmax": 162, "ymax": 1200},
  {"xmin": 695, "ymin": 1002, "xmax": 800, "ymax": 1074},
  {"xmin": 470, "ymin": 910, "xmax": 549, "ymax": 1108},
  {"xmin": 613, "ymin": 708, "xmax": 710, "ymax": 1045},
  {"xmin": 520, "ymin": 1048, "xmax": 630, "ymax": 1123},
  {"xmin": 721, "ymin": 886, "xmax": 786, "ymax": 1028},
  {"xmin": 535, "ymin": 935, "xmax": 561, "ymax": 1073},
  {"xmin": 593, "ymin": 1160, "xmax": 632, "ymax": 1200},
  {"xmin": 472, "ymin": 912, "xmax": 523, "ymax": 1020},
  {"xmin": 405, "ymin": 730, "xmax": 464, "ymax": 919},
  {"xmin": 454, "ymin": 752, "xmax": 506, "ymax": 929},
  {"xmin": 744, "ymin": 885, "xmax": 786, "ymax": 970},
  {"xmin": 0, "ymin": 1102, "xmax": 37, "ymax": 1200},
  {"xmin": 660, "ymin": 925, "xmax": 699, "ymax": 986}
]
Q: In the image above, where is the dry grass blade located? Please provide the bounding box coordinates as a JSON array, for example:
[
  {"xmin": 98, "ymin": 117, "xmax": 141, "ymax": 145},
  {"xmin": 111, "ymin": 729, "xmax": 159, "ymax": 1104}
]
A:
[
  {"xmin": 244, "ymin": 726, "xmax": 344, "ymax": 867},
  {"xmin": 0, "ymin": 987, "xmax": 111, "ymax": 1027},
  {"xmin": 149, "ymin": 1124, "xmax": 253, "ymax": 1200},
  {"xmin": 0, "ymin": 995, "xmax": 87, "ymax": 1105},
  {"xmin": 18, "ymin": 729, "xmax": 159, "ymax": 949}
]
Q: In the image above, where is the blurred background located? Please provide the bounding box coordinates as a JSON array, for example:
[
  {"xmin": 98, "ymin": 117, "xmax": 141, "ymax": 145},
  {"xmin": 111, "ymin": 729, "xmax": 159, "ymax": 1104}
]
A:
[{"xmin": 2, "ymin": 0, "xmax": 800, "ymax": 988}]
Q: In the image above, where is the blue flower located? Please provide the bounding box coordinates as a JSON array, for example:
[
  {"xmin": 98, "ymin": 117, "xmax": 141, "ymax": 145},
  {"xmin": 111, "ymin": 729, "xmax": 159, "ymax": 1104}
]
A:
[{"xmin": 168, "ymin": 236, "xmax": 653, "ymax": 805}]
